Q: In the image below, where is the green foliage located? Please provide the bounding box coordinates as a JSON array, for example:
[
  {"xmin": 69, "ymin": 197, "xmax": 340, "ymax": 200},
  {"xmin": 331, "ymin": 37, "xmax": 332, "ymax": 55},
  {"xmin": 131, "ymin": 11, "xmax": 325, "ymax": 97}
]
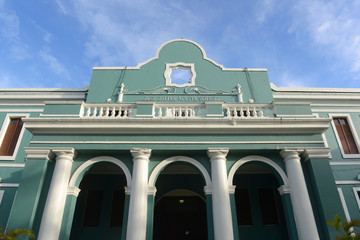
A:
[
  {"xmin": 0, "ymin": 228, "xmax": 35, "ymax": 240},
  {"xmin": 327, "ymin": 214, "xmax": 360, "ymax": 240}
]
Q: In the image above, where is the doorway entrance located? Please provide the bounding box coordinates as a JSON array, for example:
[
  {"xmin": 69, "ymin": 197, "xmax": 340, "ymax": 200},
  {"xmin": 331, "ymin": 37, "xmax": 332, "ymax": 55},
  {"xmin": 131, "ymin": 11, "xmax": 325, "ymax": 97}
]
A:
[{"xmin": 153, "ymin": 163, "xmax": 208, "ymax": 240}]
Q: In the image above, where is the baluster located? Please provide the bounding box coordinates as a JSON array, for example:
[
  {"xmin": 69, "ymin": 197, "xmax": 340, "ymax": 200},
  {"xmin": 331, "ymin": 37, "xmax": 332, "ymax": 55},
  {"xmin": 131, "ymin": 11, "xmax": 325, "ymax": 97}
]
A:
[
  {"xmin": 86, "ymin": 107, "xmax": 91, "ymax": 117},
  {"xmin": 226, "ymin": 107, "xmax": 230, "ymax": 118},
  {"xmin": 246, "ymin": 107, "xmax": 250, "ymax": 118},
  {"xmin": 258, "ymin": 107, "xmax": 264, "ymax": 117},
  {"xmin": 105, "ymin": 107, "xmax": 110, "ymax": 117},
  {"xmin": 92, "ymin": 107, "xmax": 97, "ymax": 117}
]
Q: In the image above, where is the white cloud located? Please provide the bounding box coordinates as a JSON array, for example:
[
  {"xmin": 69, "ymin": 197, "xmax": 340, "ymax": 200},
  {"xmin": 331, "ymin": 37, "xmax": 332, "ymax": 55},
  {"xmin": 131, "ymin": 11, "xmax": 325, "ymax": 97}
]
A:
[
  {"xmin": 69, "ymin": 0, "xmax": 206, "ymax": 66},
  {"xmin": 275, "ymin": 71, "xmax": 310, "ymax": 87},
  {"xmin": 29, "ymin": 18, "xmax": 53, "ymax": 43},
  {"xmin": 39, "ymin": 50, "xmax": 71, "ymax": 80},
  {"xmin": 0, "ymin": 1, "xmax": 29, "ymax": 60},
  {"xmin": 291, "ymin": 0, "xmax": 360, "ymax": 74}
]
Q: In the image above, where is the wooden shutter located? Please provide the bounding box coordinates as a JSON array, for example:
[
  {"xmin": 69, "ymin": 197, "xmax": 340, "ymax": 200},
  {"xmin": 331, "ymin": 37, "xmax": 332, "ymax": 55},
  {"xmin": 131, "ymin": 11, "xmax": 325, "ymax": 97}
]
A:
[
  {"xmin": 0, "ymin": 118, "xmax": 23, "ymax": 156},
  {"xmin": 333, "ymin": 118, "xmax": 359, "ymax": 154}
]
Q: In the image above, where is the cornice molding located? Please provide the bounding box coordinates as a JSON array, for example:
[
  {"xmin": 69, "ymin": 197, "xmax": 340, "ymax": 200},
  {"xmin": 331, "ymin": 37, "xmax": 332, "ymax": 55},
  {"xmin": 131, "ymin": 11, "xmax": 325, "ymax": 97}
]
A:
[{"xmin": 23, "ymin": 117, "xmax": 331, "ymax": 135}]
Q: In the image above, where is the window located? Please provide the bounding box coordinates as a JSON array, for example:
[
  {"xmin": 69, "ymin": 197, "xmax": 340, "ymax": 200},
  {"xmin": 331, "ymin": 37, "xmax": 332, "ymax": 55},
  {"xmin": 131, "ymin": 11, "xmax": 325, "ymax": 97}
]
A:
[
  {"xmin": 258, "ymin": 188, "xmax": 279, "ymax": 225},
  {"xmin": 110, "ymin": 189, "xmax": 125, "ymax": 228},
  {"xmin": 235, "ymin": 188, "xmax": 253, "ymax": 226},
  {"xmin": 0, "ymin": 118, "xmax": 24, "ymax": 156},
  {"xmin": 164, "ymin": 63, "xmax": 196, "ymax": 87},
  {"xmin": 353, "ymin": 187, "xmax": 360, "ymax": 211},
  {"xmin": 82, "ymin": 189, "xmax": 104, "ymax": 227},
  {"xmin": 329, "ymin": 114, "xmax": 360, "ymax": 158}
]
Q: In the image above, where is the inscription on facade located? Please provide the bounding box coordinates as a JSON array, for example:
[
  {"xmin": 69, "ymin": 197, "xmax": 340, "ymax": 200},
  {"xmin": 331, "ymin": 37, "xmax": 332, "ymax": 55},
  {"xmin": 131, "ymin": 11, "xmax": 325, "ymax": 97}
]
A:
[{"xmin": 143, "ymin": 96, "xmax": 219, "ymax": 102}]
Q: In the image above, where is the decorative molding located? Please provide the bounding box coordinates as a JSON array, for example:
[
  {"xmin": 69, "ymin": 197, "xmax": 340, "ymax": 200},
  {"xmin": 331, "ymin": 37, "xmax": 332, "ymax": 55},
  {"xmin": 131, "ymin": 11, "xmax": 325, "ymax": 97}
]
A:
[
  {"xmin": 148, "ymin": 186, "xmax": 157, "ymax": 196},
  {"xmin": 93, "ymin": 39, "xmax": 267, "ymax": 72},
  {"xmin": 184, "ymin": 86, "xmax": 236, "ymax": 94},
  {"xmin": 336, "ymin": 181, "xmax": 360, "ymax": 185},
  {"xmin": 330, "ymin": 162, "xmax": 360, "ymax": 166},
  {"xmin": 271, "ymin": 83, "xmax": 360, "ymax": 93},
  {"xmin": 313, "ymin": 109, "xmax": 360, "ymax": 113},
  {"xmin": 148, "ymin": 156, "xmax": 211, "ymax": 187},
  {"xmin": 0, "ymin": 190, "xmax": 4, "ymax": 205},
  {"xmin": 0, "ymin": 183, "xmax": 19, "ymax": 187},
  {"xmin": 130, "ymin": 148, "xmax": 151, "ymax": 161},
  {"xmin": 24, "ymin": 147, "xmax": 54, "ymax": 160},
  {"xmin": 203, "ymin": 186, "xmax": 213, "ymax": 195},
  {"xmin": 30, "ymin": 140, "xmax": 324, "ymax": 145},
  {"xmin": 52, "ymin": 147, "xmax": 77, "ymax": 162},
  {"xmin": 67, "ymin": 186, "xmax": 81, "ymax": 197},
  {"xmin": 0, "ymin": 109, "xmax": 43, "ymax": 112},
  {"xmin": 124, "ymin": 186, "xmax": 131, "ymax": 195},
  {"xmin": 277, "ymin": 185, "xmax": 291, "ymax": 195},
  {"xmin": 302, "ymin": 147, "xmax": 331, "ymax": 161},
  {"xmin": 126, "ymin": 86, "xmax": 176, "ymax": 94},
  {"xmin": 207, "ymin": 148, "xmax": 229, "ymax": 160},
  {"xmin": 165, "ymin": 63, "xmax": 196, "ymax": 87},
  {"xmin": 43, "ymin": 101, "xmax": 84, "ymax": 105},
  {"xmin": 337, "ymin": 188, "xmax": 351, "ymax": 222},
  {"xmin": 69, "ymin": 156, "xmax": 132, "ymax": 188},
  {"xmin": 0, "ymin": 163, "xmax": 25, "ymax": 167},
  {"xmin": 228, "ymin": 155, "xmax": 288, "ymax": 187},
  {"xmin": 228, "ymin": 185, "xmax": 236, "ymax": 194},
  {"xmin": 22, "ymin": 116, "xmax": 332, "ymax": 135}
]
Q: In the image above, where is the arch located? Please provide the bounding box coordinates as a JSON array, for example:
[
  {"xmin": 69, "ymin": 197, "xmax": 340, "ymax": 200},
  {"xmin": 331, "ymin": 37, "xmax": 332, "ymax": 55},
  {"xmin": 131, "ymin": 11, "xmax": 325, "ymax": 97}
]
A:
[
  {"xmin": 69, "ymin": 156, "xmax": 132, "ymax": 187},
  {"xmin": 148, "ymin": 156, "xmax": 211, "ymax": 187},
  {"xmin": 228, "ymin": 155, "xmax": 288, "ymax": 186}
]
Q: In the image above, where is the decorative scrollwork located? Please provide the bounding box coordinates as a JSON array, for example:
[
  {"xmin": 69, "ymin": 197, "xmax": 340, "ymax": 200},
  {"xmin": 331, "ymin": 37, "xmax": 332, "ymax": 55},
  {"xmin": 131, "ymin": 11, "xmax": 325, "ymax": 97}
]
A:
[
  {"xmin": 126, "ymin": 85, "xmax": 176, "ymax": 94},
  {"xmin": 184, "ymin": 85, "xmax": 235, "ymax": 94}
]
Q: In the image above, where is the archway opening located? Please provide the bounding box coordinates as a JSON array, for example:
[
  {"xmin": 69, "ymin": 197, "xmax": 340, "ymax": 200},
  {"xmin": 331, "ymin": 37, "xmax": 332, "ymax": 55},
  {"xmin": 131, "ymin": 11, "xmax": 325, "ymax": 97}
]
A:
[
  {"xmin": 233, "ymin": 162, "xmax": 289, "ymax": 240},
  {"xmin": 70, "ymin": 162, "xmax": 127, "ymax": 240},
  {"xmin": 153, "ymin": 163, "xmax": 208, "ymax": 240}
]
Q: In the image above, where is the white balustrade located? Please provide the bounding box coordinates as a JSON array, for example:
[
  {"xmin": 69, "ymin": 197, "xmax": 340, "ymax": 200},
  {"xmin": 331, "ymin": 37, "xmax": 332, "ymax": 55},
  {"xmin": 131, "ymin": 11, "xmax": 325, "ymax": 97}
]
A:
[
  {"xmin": 80, "ymin": 103, "xmax": 274, "ymax": 119},
  {"xmin": 223, "ymin": 104, "xmax": 274, "ymax": 118},
  {"xmin": 154, "ymin": 104, "xmax": 205, "ymax": 118},
  {"xmin": 80, "ymin": 104, "xmax": 135, "ymax": 118}
]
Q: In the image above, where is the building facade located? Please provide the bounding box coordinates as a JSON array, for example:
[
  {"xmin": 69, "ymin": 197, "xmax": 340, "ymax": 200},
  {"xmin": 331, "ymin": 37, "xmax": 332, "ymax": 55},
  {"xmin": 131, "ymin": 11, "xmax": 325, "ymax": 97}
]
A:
[{"xmin": 0, "ymin": 39, "xmax": 359, "ymax": 240}]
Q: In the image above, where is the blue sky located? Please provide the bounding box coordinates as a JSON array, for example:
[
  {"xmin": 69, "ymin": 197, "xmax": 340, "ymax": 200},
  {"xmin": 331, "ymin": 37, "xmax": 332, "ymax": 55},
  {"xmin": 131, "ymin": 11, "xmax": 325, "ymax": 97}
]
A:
[{"xmin": 0, "ymin": 0, "xmax": 360, "ymax": 89}]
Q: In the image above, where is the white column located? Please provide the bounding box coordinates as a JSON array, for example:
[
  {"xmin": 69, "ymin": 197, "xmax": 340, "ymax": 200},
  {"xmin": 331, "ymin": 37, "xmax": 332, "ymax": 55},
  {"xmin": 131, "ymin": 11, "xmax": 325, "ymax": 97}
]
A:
[
  {"xmin": 207, "ymin": 148, "xmax": 234, "ymax": 240},
  {"xmin": 38, "ymin": 148, "xmax": 76, "ymax": 240},
  {"xmin": 280, "ymin": 149, "xmax": 319, "ymax": 240},
  {"xmin": 127, "ymin": 148, "xmax": 151, "ymax": 240}
]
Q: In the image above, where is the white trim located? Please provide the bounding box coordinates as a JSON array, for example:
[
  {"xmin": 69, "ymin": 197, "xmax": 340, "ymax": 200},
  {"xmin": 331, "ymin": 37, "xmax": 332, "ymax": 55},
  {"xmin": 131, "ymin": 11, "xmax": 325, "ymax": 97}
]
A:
[
  {"xmin": 0, "ymin": 183, "xmax": 19, "ymax": 187},
  {"xmin": 227, "ymin": 155, "xmax": 288, "ymax": 186},
  {"xmin": 328, "ymin": 113, "xmax": 360, "ymax": 158},
  {"xmin": 39, "ymin": 114, "xmax": 79, "ymax": 117},
  {"xmin": 336, "ymin": 181, "xmax": 360, "ymax": 185},
  {"xmin": 0, "ymin": 86, "xmax": 88, "ymax": 92},
  {"xmin": 164, "ymin": 63, "xmax": 196, "ymax": 87},
  {"xmin": 0, "ymin": 163, "xmax": 25, "ymax": 167},
  {"xmin": 69, "ymin": 156, "xmax": 132, "ymax": 187},
  {"xmin": 0, "ymin": 109, "xmax": 43, "ymax": 112},
  {"xmin": 0, "ymin": 103, "xmax": 45, "ymax": 106},
  {"xmin": 93, "ymin": 39, "xmax": 267, "ymax": 72},
  {"xmin": 338, "ymin": 188, "xmax": 351, "ymax": 222},
  {"xmin": 0, "ymin": 113, "xmax": 30, "ymax": 160},
  {"xmin": 330, "ymin": 162, "xmax": 360, "ymax": 165},
  {"xmin": 148, "ymin": 156, "xmax": 211, "ymax": 187},
  {"xmin": 314, "ymin": 109, "xmax": 360, "ymax": 113},
  {"xmin": 0, "ymin": 190, "xmax": 4, "ymax": 205},
  {"xmin": 271, "ymin": 83, "xmax": 360, "ymax": 93},
  {"xmin": 313, "ymin": 113, "xmax": 332, "ymax": 159},
  {"xmin": 353, "ymin": 187, "xmax": 360, "ymax": 211},
  {"xmin": 30, "ymin": 140, "xmax": 324, "ymax": 145},
  {"xmin": 276, "ymin": 114, "xmax": 316, "ymax": 118},
  {"xmin": 23, "ymin": 117, "xmax": 331, "ymax": 135},
  {"xmin": 43, "ymin": 101, "xmax": 84, "ymax": 104}
]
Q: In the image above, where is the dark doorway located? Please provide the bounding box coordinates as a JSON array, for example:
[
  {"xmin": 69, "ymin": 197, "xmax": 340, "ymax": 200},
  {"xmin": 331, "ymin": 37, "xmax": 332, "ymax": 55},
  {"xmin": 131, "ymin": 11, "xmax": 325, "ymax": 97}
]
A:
[
  {"xmin": 70, "ymin": 163, "xmax": 127, "ymax": 240},
  {"xmin": 153, "ymin": 195, "xmax": 207, "ymax": 240}
]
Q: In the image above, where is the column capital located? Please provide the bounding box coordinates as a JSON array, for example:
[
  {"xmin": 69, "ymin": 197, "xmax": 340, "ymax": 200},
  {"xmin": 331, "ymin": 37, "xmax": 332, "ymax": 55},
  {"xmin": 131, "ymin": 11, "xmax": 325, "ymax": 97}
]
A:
[
  {"xmin": 207, "ymin": 148, "xmax": 229, "ymax": 160},
  {"xmin": 148, "ymin": 186, "xmax": 157, "ymax": 196},
  {"xmin": 280, "ymin": 148, "xmax": 304, "ymax": 160},
  {"xmin": 277, "ymin": 185, "xmax": 291, "ymax": 195},
  {"xmin": 25, "ymin": 147, "xmax": 54, "ymax": 160},
  {"xmin": 52, "ymin": 148, "xmax": 77, "ymax": 162},
  {"xmin": 131, "ymin": 148, "xmax": 151, "ymax": 161}
]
